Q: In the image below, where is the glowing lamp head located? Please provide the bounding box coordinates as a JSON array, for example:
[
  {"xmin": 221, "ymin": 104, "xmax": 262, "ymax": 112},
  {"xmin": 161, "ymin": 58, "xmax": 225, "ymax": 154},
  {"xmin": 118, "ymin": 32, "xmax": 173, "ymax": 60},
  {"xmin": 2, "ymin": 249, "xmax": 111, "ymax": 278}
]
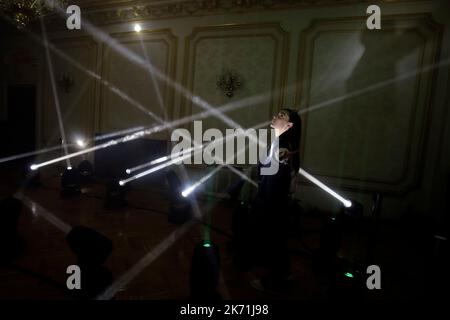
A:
[
  {"xmin": 344, "ymin": 272, "xmax": 354, "ymax": 278},
  {"xmin": 30, "ymin": 164, "xmax": 38, "ymax": 171},
  {"xmin": 126, "ymin": 169, "xmax": 131, "ymax": 174},
  {"xmin": 67, "ymin": 166, "xmax": 72, "ymax": 170},
  {"xmin": 344, "ymin": 200, "xmax": 352, "ymax": 208},
  {"xmin": 119, "ymin": 180, "xmax": 125, "ymax": 186},
  {"xmin": 76, "ymin": 139, "xmax": 86, "ymax": 148},
  {"xmin": 181, "ymin": 184, "xmax": 196, "ymax": 197},
  {"xmin": 134, "ymin": 24, "xmax": 141, "ymax": 32}
]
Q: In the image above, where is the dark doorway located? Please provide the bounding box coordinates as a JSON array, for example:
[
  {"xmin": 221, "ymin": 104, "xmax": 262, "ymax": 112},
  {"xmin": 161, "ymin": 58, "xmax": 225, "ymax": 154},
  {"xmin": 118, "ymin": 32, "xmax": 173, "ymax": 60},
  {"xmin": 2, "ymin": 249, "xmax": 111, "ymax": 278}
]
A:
[{"xmin": 0, "ymin": 85, "xmax": 36, "ymax": 157}]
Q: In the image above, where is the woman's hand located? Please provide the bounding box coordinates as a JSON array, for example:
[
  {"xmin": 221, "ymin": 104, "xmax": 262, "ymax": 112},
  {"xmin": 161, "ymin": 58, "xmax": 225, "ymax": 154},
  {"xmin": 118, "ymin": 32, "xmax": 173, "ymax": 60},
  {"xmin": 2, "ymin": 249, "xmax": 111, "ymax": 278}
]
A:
[{"xmin": 278, "ymin": 148, "xmax": 291, "ymax": 162}]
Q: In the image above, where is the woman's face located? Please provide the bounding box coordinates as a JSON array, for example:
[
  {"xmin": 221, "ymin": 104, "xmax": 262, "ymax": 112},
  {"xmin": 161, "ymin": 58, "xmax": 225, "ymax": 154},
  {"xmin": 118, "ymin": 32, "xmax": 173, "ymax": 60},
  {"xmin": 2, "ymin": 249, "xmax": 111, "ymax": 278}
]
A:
[{"xmin": 271, "ymin": 110, "xmax": 292, "ymax": 131}]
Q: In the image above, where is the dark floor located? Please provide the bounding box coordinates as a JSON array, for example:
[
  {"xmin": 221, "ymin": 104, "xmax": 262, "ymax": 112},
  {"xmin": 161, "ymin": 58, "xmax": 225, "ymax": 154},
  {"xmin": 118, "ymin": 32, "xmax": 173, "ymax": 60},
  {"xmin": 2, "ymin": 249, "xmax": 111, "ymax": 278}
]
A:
[{"xmin": 0, "ymin": 162, "xmax": 447, "ymax": 301}]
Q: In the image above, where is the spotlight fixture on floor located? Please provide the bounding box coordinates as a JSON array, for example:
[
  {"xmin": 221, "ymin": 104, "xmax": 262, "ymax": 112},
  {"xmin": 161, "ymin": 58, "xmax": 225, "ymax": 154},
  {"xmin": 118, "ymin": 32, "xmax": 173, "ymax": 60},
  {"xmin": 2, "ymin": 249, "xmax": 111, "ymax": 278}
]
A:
[
  {"xmin": 61, "ymin": 166, "xmax": 81, "ymax": 197},
  {"xmin": 313, "ymin": 201, "xmax": 366, "ymax": 290},
  {"xmin": 104, "ymin": 179, "xmax": 127, "ymax": 210},
  {"xmin": 231, "ymin": 200, "xmax": 254, "ymax": 272},
  {"xmin": 313, "ymin": 215, "xmax": 343, "ymax": 276},
  {"xmin": 77, "ymin": 159, "xmax": 94, "ymax": 185},
  {"xmin": 339, "ymin": 199, "xmax": 364, "ymax": 233},
  {"xmin": 0, "ymin": 196, "xmax": 24, "ymax": 262},
  {"xmin": 332, "ymin": 261, "xmax": 365, "ymax": 301},
  {"xmin": 189, "ymin": 240, "xmax": 222, "ymax": 301},
  {"xmin": 166, "ymin": 170, "xmax": 191, "ymax": 224},
  {"xmin": 66, "ymin": 225, "xmax": 113, "ymax": 299},
  {"xmin": 24, "ymin": 162, "xmax": 41, "ymax": 188},
  {"xmin": 342, "ymin": 199, "xmax": 364, "ymax": 220}
]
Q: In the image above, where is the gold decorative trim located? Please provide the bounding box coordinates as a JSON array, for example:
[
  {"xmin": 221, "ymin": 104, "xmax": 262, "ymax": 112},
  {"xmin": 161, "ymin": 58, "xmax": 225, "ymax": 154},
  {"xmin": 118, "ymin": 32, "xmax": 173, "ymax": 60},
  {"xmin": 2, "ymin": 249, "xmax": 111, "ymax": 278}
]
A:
[
  {"xmin": 295, "ymin": 14, "xmax": 443, "ymax": 194},
  {"xmin": 98, "ymin": 28, "xmax": 178, "ymax": 137},
  {"xmin": 74, "ymin": 0, "xmax": 424, "ymax": 26}
]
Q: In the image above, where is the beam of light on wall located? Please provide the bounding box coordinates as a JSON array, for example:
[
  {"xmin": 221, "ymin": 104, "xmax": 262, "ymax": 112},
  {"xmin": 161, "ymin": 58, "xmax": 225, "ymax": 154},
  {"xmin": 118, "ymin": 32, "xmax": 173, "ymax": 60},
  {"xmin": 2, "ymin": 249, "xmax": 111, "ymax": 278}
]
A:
[
  {"xmin": 15, "ymin": 43, "xmax": 447, "ymax": 170},
  {"xmin": 25, "ymin": 11, "xmax": 267, "ymax": 142},
  {"xmin": 0, "ymin": 144, "xmax": 73, "ymax": 165},
  {"xmin": 38, "ymin": 10, "xmax": 450, "ymax": 143},
  {"xmin": 20, "ymin": 2, "xmax": 450, "ymax": 183},
  {"xmin": 14, "ymin": 15, "xmax": 165, "ymax": 124},
  {"xmin": 105, "ymin": 78, "xmax": 165, "ymax": 123},
  {"xmin": 138, "ymin": 36, "xmax": 168, "ymax": 121},
  {"xmin": 298, "ymin": 57, "xmax": 450, "ymax": 116},
  {"xmin": 298, "ymin": 168, "xmax": 352, "ymax": 208},
  {"xmin": 40, "ymin": 16, "xmax": 71, "ymax": 168},
  {"xmin": 5, "ymin": 5, "xmax": 450, "ymax": 162},
  {"xmin": 1, "ymin": 12, "xmax": 278, "ymax": 173},
  {"xmin": 35, "ymin": 14, "xmax": 270, "ymax": 131},
  {"xmin": 42, "ymin": 1, "xmax": 268, "ymax": 150}
]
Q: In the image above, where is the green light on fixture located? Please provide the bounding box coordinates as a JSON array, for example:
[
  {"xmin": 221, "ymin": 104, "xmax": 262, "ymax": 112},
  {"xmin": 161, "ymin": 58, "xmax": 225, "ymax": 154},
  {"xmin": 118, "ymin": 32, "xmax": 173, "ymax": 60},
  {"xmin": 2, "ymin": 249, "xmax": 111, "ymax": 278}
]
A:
[
  {"xmin": 344, "ymin": 272, "xmax": 354, "ymax": 278},
  {"xmin": 203, "ymin": 242, "xmax": 211, "ymax": 248}
]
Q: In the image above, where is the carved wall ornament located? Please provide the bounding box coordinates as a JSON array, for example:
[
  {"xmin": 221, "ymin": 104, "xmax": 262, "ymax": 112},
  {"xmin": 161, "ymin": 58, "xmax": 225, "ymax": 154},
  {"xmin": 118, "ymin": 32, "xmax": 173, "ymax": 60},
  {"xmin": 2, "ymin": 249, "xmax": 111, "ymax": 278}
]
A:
[
  {"xmin": 216, "ymin": 68, "xmax": 243, "ymax": 98},
  {"xmin": 42, "ymin": 0, "xmax": 418, "ymax": 27}
]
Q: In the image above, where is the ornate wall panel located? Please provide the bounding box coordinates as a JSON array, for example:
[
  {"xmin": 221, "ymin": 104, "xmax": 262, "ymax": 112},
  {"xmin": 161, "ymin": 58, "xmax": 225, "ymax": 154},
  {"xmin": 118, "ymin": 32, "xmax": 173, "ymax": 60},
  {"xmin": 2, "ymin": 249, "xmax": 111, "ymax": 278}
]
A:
[
  {"xmin": 182, "ymin": 23, "xmax": 289, "ymax": 134},
  {"xmin": 41, "ymin": 37, "xmax": 98, "ymax": 147},
  {"xmin": 100, "ymin": 29, "xmax": 177, "ymax": 140},
  {"xmin": 296, "ymin": 14, "xmax": 442, "ymax": 194}
]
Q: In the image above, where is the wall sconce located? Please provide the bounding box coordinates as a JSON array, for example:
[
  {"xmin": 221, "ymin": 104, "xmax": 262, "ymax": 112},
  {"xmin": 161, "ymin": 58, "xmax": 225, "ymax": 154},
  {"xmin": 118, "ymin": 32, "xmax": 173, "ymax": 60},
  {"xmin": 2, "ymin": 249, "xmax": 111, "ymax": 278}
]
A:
[
  {"xmin": 216, "ymin": 69, "xmax": 243, "ymax": 98},
  {"xmin": 58, "ymin": 72, "xmax": 74, "ymax": 93}
]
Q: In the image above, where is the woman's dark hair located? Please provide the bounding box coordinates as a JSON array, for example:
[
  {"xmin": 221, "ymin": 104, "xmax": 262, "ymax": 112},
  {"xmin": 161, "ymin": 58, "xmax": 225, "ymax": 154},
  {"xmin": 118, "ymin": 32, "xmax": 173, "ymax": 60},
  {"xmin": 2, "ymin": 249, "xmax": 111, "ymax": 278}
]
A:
[{"xmin": 280, "ymin": 108, "xmax": 302, "ymax": 173}]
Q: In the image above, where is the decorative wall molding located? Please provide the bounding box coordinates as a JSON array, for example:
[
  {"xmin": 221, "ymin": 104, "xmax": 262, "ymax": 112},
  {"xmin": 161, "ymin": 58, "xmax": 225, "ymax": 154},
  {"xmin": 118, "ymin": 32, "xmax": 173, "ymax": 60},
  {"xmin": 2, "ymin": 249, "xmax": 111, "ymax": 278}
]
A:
[
  {"xmin": 295, "ymin": 14, "xmax": 443, "ymax": 195},
  {"xmin": 76, "ymin": 0, "xmax": 423, "ymax": 25},
  {"xmin": 39, "ymin": 36, "xmax": 98, "ymax": 147},
  {"xmin": 99, "ymin": 29, "xmax": 177, "ymax": 137}
]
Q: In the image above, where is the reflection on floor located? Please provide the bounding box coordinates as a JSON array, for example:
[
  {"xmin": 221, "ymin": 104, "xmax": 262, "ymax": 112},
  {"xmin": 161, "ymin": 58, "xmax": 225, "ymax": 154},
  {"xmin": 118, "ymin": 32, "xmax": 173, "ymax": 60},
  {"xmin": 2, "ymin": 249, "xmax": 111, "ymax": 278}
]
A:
[{"xmin": 0, "ymin": 163, "xmax": 445, "ymax": 300}]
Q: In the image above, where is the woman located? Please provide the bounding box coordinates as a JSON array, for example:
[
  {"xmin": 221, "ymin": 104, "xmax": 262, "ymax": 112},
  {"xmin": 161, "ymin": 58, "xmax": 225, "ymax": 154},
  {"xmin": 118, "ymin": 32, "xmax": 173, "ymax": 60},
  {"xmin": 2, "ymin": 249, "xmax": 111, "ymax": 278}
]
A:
[{"xmin": 249, "ymin": 108, "xmax": 302, "ymax": 294}]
